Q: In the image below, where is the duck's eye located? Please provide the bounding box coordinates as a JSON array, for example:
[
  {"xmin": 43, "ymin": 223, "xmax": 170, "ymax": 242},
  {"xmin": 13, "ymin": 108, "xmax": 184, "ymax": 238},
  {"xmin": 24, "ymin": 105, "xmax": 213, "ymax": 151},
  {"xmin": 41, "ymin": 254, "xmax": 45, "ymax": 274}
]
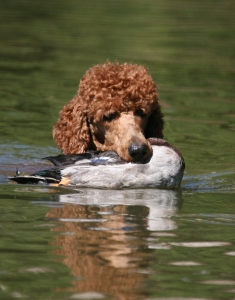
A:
[
  {"xmin": 135, "ymin": 109, "xmax": 146, "ymax": 118},
  {"xmin": 103, "ymin": 112, "xmax": 117, "ymax": 122}
]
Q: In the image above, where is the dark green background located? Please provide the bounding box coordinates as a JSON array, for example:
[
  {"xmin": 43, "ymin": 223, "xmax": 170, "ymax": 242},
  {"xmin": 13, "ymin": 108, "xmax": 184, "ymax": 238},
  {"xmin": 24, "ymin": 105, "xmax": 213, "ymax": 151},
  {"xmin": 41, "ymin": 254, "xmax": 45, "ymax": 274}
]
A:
[{"xmin": 0, "ymin": 1, "xmax": 235, "ymax": 299}]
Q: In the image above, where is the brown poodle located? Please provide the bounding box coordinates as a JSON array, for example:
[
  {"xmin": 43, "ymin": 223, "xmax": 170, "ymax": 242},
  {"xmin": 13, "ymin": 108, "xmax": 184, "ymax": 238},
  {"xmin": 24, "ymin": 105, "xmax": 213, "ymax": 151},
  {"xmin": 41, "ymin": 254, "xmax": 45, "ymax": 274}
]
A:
[{"xmin": 53, "ymin": 61, "xmax": 164, "ymax": 162}]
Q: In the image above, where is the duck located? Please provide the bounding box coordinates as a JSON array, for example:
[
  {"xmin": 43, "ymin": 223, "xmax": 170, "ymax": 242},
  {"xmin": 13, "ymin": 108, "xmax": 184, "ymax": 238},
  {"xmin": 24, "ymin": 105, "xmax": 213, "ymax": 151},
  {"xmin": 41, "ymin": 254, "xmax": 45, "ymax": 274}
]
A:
[{"xmin": 8, "ymin": 138, "xmax": 185, "ymax": 189}]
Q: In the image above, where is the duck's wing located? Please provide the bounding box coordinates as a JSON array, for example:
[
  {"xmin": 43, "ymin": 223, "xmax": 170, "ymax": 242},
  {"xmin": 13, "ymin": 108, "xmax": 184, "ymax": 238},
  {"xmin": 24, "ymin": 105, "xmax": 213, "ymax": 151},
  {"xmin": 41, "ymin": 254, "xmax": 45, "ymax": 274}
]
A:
[
  {"xmin": 8, "ymin": 151, "xmax": 124, "ymax": 185},
  {"xmin": 42, "ymin": 153, "xmax": 93, "ymax": 166},
  {"xmin": 43, "ymin": 151, "xmax": 124, "ymax": 167},
  {"xmin": 8, "ymin": 168, "xmax": 61, "ymax": 185}
]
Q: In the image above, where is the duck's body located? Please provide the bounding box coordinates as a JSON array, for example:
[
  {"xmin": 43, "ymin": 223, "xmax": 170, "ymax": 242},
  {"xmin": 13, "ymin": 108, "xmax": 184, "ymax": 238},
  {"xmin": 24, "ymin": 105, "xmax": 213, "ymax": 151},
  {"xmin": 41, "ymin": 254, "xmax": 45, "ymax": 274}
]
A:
[{"xmin": 9, "ymin": 138, "xmax": 185, "ymax": 189}]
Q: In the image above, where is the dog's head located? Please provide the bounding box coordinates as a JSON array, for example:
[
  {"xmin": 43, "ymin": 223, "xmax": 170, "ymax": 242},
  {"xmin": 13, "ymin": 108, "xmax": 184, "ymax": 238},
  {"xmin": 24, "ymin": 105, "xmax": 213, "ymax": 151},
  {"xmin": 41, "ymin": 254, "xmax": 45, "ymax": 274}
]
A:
[{"xmin": 53, "ymin": 62, "xmax": 164, "ymax": 162}]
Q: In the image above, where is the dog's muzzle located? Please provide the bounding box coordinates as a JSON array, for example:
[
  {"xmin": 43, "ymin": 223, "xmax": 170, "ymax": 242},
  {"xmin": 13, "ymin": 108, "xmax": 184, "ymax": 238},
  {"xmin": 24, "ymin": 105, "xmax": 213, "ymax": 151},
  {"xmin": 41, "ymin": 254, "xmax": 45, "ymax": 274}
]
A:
[{"xmin": 128, "ymin": 143, "xmax": 149, "ymax": 161}]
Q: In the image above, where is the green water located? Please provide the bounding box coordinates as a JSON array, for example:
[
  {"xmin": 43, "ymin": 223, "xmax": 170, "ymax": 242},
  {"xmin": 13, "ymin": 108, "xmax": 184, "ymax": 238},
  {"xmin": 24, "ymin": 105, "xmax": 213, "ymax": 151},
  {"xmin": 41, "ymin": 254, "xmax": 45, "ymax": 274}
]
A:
[{"xmin": 0, "ymin": 0, "xmax": 235, "ymax": 299}]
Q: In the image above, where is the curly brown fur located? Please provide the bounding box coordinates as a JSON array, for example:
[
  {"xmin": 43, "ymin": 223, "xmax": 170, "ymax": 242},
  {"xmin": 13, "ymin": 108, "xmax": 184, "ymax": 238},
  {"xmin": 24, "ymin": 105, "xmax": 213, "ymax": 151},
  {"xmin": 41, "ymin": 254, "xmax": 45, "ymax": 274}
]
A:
[{"xmin": 53, "ymin": 61, "xmax": 164, "ymax": 162}]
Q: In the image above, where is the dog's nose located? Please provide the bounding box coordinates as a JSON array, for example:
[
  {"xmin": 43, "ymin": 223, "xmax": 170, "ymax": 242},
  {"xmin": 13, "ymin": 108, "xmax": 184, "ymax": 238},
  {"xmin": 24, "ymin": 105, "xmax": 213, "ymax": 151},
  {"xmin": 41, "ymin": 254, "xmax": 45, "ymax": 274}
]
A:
[{"xmin": 128, "ymin": 143, "xmax": 149, "ymax": 160}]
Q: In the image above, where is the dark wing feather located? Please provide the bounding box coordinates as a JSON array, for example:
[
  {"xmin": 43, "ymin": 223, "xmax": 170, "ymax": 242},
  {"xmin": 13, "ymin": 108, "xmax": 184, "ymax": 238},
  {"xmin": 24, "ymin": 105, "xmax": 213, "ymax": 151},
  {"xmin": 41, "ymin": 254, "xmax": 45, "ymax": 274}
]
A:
[{"xmin": 42, "ymin": 153, "xmax": 93, "ymax": 166}]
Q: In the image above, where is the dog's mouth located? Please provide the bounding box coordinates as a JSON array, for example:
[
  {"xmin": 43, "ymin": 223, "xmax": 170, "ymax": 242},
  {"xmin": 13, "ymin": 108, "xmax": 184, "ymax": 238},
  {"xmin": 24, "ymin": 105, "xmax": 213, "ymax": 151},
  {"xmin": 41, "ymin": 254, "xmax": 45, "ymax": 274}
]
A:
[{"xmin": 112, "ymin": 138, "xmax": 152, "ymax": 162}]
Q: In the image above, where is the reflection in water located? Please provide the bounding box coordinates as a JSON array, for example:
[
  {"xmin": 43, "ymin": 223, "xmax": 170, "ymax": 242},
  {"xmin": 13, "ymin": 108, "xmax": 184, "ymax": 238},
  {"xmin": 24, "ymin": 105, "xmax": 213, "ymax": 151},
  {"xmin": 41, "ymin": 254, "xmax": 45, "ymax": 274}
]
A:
[{"xmin": 47, "ymin": 189, "xmax": 183, "ymax": 298}]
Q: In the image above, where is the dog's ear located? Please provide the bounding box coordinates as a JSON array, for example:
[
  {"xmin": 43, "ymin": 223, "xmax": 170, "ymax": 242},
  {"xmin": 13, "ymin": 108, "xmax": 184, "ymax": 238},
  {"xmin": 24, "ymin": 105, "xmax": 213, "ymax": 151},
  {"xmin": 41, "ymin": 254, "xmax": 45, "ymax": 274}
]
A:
[
  {"xmin": 145, "ymin": 106, "xmax": 164, "ymax": 139},
  {"xmin": 53, "ymin": 96, "xmax": 92, "ymax": 154}
]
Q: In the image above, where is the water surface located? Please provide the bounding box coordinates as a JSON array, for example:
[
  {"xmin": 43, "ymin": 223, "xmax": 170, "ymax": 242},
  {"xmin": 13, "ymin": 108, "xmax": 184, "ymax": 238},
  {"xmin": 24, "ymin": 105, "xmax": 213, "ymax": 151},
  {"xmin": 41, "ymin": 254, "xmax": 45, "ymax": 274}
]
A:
[{"xmin": 0, "ymin": 1, "xmax": 235, "ymax": 299}]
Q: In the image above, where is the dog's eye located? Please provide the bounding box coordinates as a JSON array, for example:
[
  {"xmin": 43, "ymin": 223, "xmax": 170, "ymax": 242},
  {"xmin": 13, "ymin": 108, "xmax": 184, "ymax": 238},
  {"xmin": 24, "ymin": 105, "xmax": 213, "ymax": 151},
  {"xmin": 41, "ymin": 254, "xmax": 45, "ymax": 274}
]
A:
[
  {"xmin": 135, "ymin": 109, "xmax": 146, "ymax": 118},
  {"xmin": 103, "ymin": 112, "xmax": 117, "ymax": 122}
]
